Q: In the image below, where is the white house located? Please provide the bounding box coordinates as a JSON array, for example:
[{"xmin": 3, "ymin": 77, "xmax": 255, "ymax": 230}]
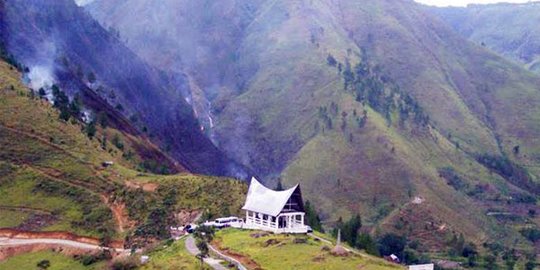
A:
[{"xmin": 242, "ymin": 177, "xmax": 308, "ymax": 233}]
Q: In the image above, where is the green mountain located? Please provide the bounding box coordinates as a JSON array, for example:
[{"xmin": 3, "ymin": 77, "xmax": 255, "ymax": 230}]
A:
[
  {"xmin": 86, "ymin": 0, "xmax": 540, "ymax": 254},
  {"xmin": 0, "ymin": 59, "xmax": 246, "ymax": 243},
  {"xmin": 427, "ymin": 2, "xmax": 540, "ymax": 72}
]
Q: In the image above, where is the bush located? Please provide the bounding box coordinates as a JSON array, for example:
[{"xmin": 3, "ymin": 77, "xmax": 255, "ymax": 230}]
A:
[
  {"xmin": 37, "ymin": 259, "xmax": 50, "ymax": 269},
  {"xmin": 438, "ymin": 167, "xmax": 468, "ymax": 191},
  {"xmin": 304, "ymin": 200, "xmax": 324, "ymax": 232},
  {"xmin": 356, "ymin": 233, "xmax": 379, "ymax": 256},
  {"xmin": 85, "ymin": 121, "xmax": 97, "ymax": 139},
  {"xmin": 520, "ymin": 228, "xmax": 540, "ymax": 242},
  {"xmin": 112, "ymin": 134, "xmax": 125, "ymax": 151},
  {"xmin": 78, "ymin": 250, "xmax": 111, "ymax": 266},
  {"xmin": 327, "ymin": 54, "xmax": 337, "ymax": 67},
  {"xmin": 476, "ymin": 154, "xmax": 538, "ymax": 193},
  {"xmin": 111, "ymin": 257, "xmax": 139, "ymax": 270}
]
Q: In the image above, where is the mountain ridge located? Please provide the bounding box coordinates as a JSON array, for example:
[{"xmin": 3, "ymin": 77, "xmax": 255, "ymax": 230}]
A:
[{"xmin": 86, "ymin": 0, "xmax": 540, "ymax": 253}]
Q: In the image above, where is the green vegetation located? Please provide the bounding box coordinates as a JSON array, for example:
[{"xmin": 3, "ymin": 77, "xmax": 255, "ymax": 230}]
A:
[
  {"xmin": 213, "ymin": 229, "xmax": 403, "ymax": 270},
  {"xmin": 140, "ymin": 238, "xmax": 210, "ymax": 270},
  {"xmin": 0, "ymin": 167, "xmax": 101, "ymax": 236},
  {"xmin": 0, "ymin": 60, "xmax": 246, "ymax": 247},
  {"xmin": 331, "ymin": 214, "xmax": 362, "ymax": 247},
  {"xmin": 193, "ymin": 226, "xmax": 215, "ymax": 257},
  {"xmin": 520, "ymin": 227, "xmax": 540, "ymax": 243},
  {"xmin": 337, "ymin": 57, "xmax": 429, "ymax": 127},
  {"xmin": 476, "ymin": 154, "xmax": 539, "ymax": 194},
  {"xmin": 0, "ymin": 251, "xmax": 106, "ymax": 270},
  {"xmin": 304, "ymin": 200, "xmax": 324, "ymax": 232}
]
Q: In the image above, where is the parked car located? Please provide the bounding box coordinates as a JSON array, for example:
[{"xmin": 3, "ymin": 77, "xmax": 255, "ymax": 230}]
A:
[
  {"xmin": 185, "ymin": 224, "xmax": 198, "ymax": 233},
  {"xmin": 204, "ymin": 216, "xmax": 243, "ymax": 229},
  {"xmin": 306, "ymin": 225, "xmax": 313, "ymax": 233}
]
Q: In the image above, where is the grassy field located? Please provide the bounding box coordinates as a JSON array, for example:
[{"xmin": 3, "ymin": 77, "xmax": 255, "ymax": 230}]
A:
[
  {"xmin": 0, "ymin": 251, "xmax": 107, "ymax": 270},
  {"xmin": 213, "ymin": 229, "xmax": 404, "ymax": 270},
  {"xmin": 140, "ymin": 238, "xmax": 210, "ymax": 270},
  {"xmin": 0, "ymin": 166, "xmax": 92, "ymax": 235},
  {"xmin": 0, "ymin": 209, "xmax": 29, "ymax": 228}
]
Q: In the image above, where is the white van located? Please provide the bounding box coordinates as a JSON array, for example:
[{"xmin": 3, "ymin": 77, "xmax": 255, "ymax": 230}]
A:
[{"xmin": 204, "ymin": 216, "xmax": 243, "ymax": 228}]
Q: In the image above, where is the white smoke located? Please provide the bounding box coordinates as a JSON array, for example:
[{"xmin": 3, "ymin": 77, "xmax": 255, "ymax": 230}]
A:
[
  {"xmin": 27, "ymin": 66, "xmax": 55, "ymax": 91},
  {"xmin": 75, "ymin": 0, "xmax": 95, "ymax": 6}
]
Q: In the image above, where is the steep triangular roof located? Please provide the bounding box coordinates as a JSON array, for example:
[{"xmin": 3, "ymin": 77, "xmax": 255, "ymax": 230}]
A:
[{"xmin": 242, "ymin": 177, "xmax": 299, "ymax": 216}]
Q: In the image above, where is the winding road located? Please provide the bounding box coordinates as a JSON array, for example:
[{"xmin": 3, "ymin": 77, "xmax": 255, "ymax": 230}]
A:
[{"xmin": 0, "ymin": 237, "xmax": 128, "ymax": 252}]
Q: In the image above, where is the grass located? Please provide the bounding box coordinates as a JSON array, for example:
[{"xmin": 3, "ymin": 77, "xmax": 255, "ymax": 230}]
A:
[
  {"xmin": 133, "ymin": 174, "xmax": 247, "ymax": 218},
  {"xmin": 140, "ymin": 238, "xmax": 210, "ymax": 270},
  {"xmin": 0, "ymin": 251, "xmax": 106, "ymax": 270},
  {"xmin": 0, "ymin": 209, "xmax": 29, "ymax": 228},
  {"xmin": 0, "ymin": 166, "xmax": 92, "ymax": 235},
  {"xmin": 213, "ymin": 229, "xmax": 403, "ymax": 270}
]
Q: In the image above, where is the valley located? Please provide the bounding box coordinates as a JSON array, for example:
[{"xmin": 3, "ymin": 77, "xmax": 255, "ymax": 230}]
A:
[{"xmin": 1, "ymin": 0, "xmax": 540, "ymax": 269}]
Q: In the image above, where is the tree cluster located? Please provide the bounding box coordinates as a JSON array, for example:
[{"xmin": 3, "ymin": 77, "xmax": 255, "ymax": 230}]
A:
[
  {"xmin": 329, "ymin": 54, "xmax": 430, "ymax": 127},
  {"xmin": 304, "ymin": 200, "xmax": 324, "ymax": 232}
]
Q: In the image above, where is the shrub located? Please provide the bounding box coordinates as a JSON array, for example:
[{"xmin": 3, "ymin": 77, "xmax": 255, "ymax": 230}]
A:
[
  {"xmin": 37, "ymin": 260, "xmax": 50, "ymax": 269},
  {"xmin": 476, "ymin": 154, "xmax": 538, "ymax": 193},
  {"xmin": 438, "ymin": 167, "xmax": 468, "ymax": 191},
  {"xmin": 304, "ymin": 200, "xmax": 324, "ymax": 232},
  {"xmin": 376, "ymin": 233, "xmax": 406, "ymax": 257},
  {"xmin": 327, "ymin": 54, "xmax": 337, "ymax": 67},
  {"xmin": 520, "ymin": 228, "xmax": 540, "ymax": 242},
  {"xmin": 111, "ymin": 257, "xmax": 139, "ymax": 270}
]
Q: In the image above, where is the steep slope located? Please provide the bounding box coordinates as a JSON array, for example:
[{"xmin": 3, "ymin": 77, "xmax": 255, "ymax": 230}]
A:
[
  {"xmin": 0, "ymin": 59, "xmax": 246, "ymax": 246},
  {"xmin": 86, "ymin": 0, "xmax": 540, "ymax": 252},
  {"xmin": 0, "ymin": 0, "xmax": 243, "ymax": 177},
  {"xmin": 427, "ymin": 2, "xmax": 540, "ymax": 72}
]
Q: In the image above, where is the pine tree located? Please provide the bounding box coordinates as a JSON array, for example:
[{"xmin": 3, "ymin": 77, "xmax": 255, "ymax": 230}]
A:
[
  {"xmin": 357, "ymin": 233, "xmax": 379, "ymax": 256},
  {"xmin": 304, "ymin": 200, "xmax": 324, "ymax": 232},
  {"xmin": 86, "ymin": 121, "xmax": 97, "ymax": 139},
  {"xmin": 276, "ymin": 178, "xmax": 284, "ymax": 191}
]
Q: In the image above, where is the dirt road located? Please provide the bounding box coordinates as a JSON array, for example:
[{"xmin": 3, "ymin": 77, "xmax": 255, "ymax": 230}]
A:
[{"xmin": 0, "ymin": 237, "xmax": 127, "ymax": 252}]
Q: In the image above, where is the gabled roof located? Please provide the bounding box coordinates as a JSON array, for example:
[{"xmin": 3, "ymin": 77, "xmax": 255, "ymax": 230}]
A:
[{"xmin": 242, "ymin": 177, "xmax": 299, "ymax": 216}]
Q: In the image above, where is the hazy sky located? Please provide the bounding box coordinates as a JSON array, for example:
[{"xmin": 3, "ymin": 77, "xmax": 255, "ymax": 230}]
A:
[
  {"xmin": 75, "ymin": 0, "xmax": 540, "ymax": 7},
  {"xmin": 76, "ymin": 0, "xmax": 539, "ymax": 7},
  {"xmin": 415, "ymin": 0, "xmax": 539, "ymax": 6}
]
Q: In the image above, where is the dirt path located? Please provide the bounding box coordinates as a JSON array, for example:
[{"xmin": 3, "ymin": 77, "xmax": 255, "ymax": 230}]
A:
[
  {"xmin": 27, "ymin": 165, "xmax": 103, "ymax": 194},
  {"xmin": 0, "ymin": 206, "xmax": 53, "ymax": 215},
  {"xmin": 100, "ymin": 195, "xmax": 129, "ymax": 233},
  {"xmin": 184, "ymin": 235, "xmax": 228, "ymax": 270},
  {"xmin": 208, "ymin": 243, "xmax": 248, "ymax": 270},
  {"xmin": 0, "ymin": 236, "xmax": 128, "ymax": 261},
  {"xmin": 0, "ymin": 125, "xmax": 94, "ymax": 167},
  {"xmin": 0, "ymin": 237, "xmax": 124, "ymax": 251}
]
